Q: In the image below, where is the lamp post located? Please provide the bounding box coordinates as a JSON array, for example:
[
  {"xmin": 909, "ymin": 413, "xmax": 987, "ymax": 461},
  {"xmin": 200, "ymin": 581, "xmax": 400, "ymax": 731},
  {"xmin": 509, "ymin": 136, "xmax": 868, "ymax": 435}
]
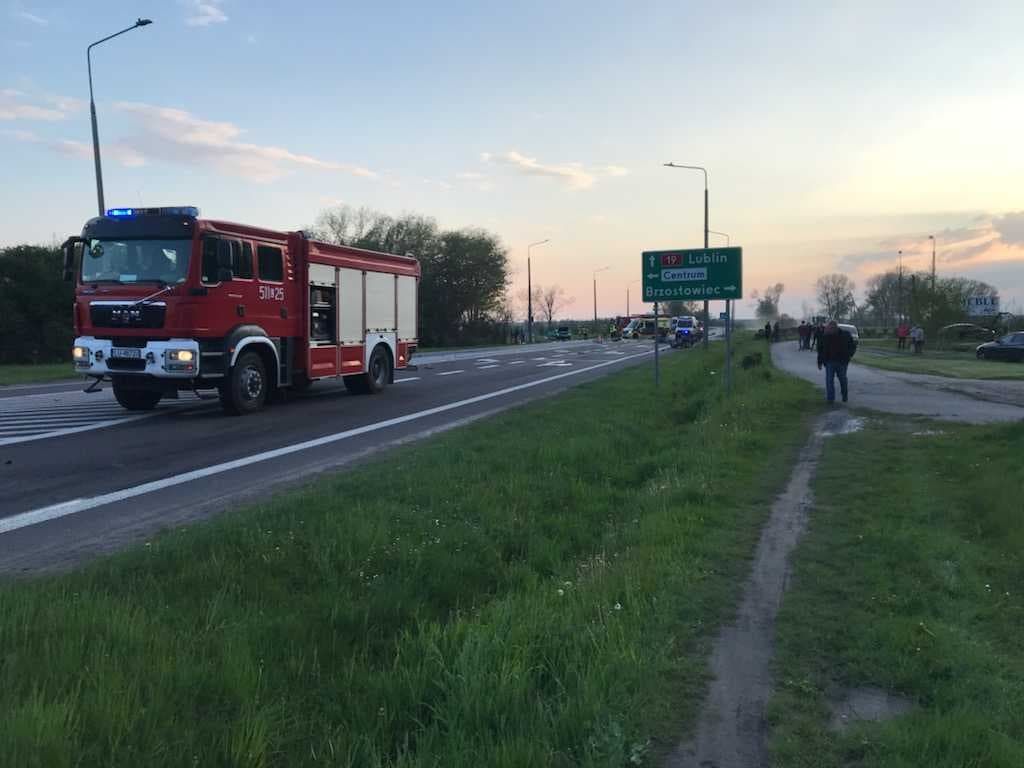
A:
[
  {"xmin": 593, "ymin": 266, "xmax": 609, "ymax": 323},
  {"xmin": 627, "ymin": 278, "xmax": 640, "ymax": 316},
  {"xmin": 709, "ymin": 230, "xmax": 732, "ymax": 334},
  {"xmin": 898, "ymin": 249, "xmax": 904, "ymax": 325},
  {"xmin": 88, "ymin": 18, "xmax": 153, "ymax": 217},
  {"xmin": 526, "ymin": 239, "xmax": 549, "ymax": 343},
  {"xmin": 708, "ymin": 230, "xmax": 730, "ymax": 246},
  {"xmin": 663, "ymin": 162, "xmax": 709, "ymax": 349},
  {"xmin": 928, "ymin": 235, "xmax": 936, "ymax": 322}
]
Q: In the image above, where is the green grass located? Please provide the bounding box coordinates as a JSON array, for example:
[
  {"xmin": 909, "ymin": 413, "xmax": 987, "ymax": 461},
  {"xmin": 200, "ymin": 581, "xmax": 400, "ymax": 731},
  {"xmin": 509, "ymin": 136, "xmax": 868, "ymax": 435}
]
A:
[
  {"xmin": 0, "ymin": 362, "xmax": 79, "ymax": 386},
  {"xmin": 0, "ymin": 342, "xmax": 814, "ymax": 768},
  {"xmin": 769, "ymin": 418, "xmax": 1024, "ymax": 767},
  {"xmin": 854, "ymin": 340, "xmax": 1024, "ymax": 380}
]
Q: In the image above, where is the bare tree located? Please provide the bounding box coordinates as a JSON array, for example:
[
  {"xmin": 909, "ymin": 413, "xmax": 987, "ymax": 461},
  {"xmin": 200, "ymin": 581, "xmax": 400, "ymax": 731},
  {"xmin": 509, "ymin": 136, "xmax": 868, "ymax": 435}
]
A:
[
  {"xmin": 751, "ymin": 283, "xmax": 785, "ymax": 320},
  {"xmin": 815, "ymin": 273, "xmax": 857, "ymax": 320},
  {"xmin": 539, "ymin": 285, "xmax": 574, "ymax": 325}
]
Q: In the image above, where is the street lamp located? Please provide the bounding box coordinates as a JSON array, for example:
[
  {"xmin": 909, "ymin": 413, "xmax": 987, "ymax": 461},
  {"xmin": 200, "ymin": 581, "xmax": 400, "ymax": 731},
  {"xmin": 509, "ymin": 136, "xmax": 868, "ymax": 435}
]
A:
[
  {"xmin": 88, "ymin": 18, "xmax": 153, "ymax": 216},
  {"xmin": 898, "ymin": 249, "xmax": 904, "ymax": 324},
  {"xmin": 593, "ymin": 266, "xmax": 609, "ymax": 322},
  {"xmin": 526, "ymin": 239, "xmax": 549, "ymax": 343},
  {"xmin": 664, "ymin": 162, "xmax": 710, "ymax": 349},
  {"xmin": 627, "ymin": 278, "xmax": 640, "ymax": 316},
  {"xmin": 929, "ymin": 234, "xmax": 937, "ymax": 322}
]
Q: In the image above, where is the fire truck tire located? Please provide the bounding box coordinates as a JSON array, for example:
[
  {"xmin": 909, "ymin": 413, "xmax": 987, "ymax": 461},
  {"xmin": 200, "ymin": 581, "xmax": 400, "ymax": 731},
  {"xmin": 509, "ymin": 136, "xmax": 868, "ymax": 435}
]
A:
[
  {"xmin": 344, "ymin": 345, "xmax": 390, "ymax": 395},
  {"xmin": 221, "ymin": 350, "xmax": 268, "ymax": 415},
  {"xmin": 113, "ymin": 384, "xmax": 162, "ymax": 411}
]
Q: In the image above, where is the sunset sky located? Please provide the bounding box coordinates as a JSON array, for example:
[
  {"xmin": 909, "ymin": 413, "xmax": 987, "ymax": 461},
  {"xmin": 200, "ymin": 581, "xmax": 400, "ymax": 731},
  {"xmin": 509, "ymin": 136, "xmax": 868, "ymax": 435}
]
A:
[{"xmin": 2, "ymin": 0, "xmax": 1022, "ymax": 318}]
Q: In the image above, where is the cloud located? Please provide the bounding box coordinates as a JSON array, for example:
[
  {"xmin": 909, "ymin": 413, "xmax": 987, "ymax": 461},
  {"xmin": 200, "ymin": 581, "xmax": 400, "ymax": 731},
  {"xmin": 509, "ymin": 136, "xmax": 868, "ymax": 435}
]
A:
[
  {"xmin": 15, "ymin": 10, "xmax": 47, "ymax": 26},
  {"xmin": 181, "ymin": 0, "xmax": 228, "ymax": 27},
  {"xmin": 993, "ymin": 211, "xmax": 1024, "ymax": 245},
  {"xmin": 112, "ymin": 101, "xmax": 376, "ymax": 183},
  {"xmin": 0, "ymin": 90, "xmax": 63, "ymax": 121},
  {"xmin": 481, "ymin": 150, "xmax": 628, "ymax": 190},
  {"xmin": 4, "ymin": 129, "xmax": 146, "ymax": 167}
]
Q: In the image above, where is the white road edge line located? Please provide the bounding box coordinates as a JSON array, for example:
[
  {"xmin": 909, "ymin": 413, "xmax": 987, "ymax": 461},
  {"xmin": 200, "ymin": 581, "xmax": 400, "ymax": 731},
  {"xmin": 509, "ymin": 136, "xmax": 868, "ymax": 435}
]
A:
[
  {"xmin": 394, "ymin": 377, "xmax": 420, "ymax": 383},
  {"xmin": 0, "ymin": 349, "xmax": 653, "ymax": 535},
  {"xmin": 437, "ymin": 370, "xmax": 464, "ymax": 377}
]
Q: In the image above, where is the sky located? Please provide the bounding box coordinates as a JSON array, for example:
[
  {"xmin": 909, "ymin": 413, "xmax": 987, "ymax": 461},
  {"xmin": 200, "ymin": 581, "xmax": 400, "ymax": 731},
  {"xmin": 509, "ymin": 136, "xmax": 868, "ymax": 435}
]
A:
[{"xmin": 2, "ymin": 0, "xmax": 1022, "ymax": 319}]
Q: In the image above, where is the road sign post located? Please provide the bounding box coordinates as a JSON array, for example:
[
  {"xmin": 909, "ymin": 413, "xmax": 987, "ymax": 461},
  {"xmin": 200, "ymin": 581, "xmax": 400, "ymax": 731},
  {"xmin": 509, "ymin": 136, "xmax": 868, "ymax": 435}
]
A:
[{"xmin": 641, "ymin": 247, "xmax": 742, "ymax": 393}]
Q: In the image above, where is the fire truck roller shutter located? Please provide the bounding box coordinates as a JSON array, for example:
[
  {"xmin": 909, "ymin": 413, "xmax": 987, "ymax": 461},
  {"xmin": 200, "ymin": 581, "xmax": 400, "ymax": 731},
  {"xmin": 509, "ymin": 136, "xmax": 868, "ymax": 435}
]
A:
[
  {"xmin": 338, "ymin": 268, "xmax": 362, "ymax": 345},
  {"xmin": 397, "ymin": 275, "xmax": 417, "ymax": 342}
]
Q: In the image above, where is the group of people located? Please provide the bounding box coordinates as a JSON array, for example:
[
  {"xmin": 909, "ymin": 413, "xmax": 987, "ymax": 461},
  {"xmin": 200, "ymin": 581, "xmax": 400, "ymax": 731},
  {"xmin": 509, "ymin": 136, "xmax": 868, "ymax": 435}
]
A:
[
  {"xmin": 763, "ymin": 321, "xmax": 781, "ymax": 342},
  {"xmin": 896, "ymin": 321, "xmax": 926, "ymax": 353},
  {"xmin": 796, "ymin": 321, "xmax": 824, "ymax": 351}
]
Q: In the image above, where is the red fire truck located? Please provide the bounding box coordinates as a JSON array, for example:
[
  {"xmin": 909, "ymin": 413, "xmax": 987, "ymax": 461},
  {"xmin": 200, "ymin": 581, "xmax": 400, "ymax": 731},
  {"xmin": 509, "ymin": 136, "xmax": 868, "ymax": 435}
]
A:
[{"xmin": 62, "ymin": 206, "xmax": 419, "ymax": 415}]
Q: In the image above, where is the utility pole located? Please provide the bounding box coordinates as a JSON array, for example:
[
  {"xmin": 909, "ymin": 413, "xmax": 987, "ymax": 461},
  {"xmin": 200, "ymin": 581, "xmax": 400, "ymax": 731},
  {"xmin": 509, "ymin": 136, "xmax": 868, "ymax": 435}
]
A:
[
  {"xmin": 593, "ymin": 266, "xmax": 609, "ymax": 324},
  {"xmin": 929, "ymin": 234, "xmax": 936, "ymax": 323},
  {"xmin": 526, "ymin": 239, "xmax": 549, "ymax": 343},
  {"xmin": 663, "ymin": 163, "xmax": 710, "ymax": 349},
  {"xmin": 897, "ymin": 250, "xmax": 904, "ymax": 325}
]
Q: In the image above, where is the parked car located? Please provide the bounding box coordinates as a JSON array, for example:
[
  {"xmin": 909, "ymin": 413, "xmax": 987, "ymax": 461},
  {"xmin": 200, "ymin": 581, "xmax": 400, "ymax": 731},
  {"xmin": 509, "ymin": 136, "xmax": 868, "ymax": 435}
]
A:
[
  {"xmin": 555, "ymin": 326, "xmax": 572, "ymax": 341},
  {"xmin": 976, "ymin": 332, "xmax": 1024, "ymax": 361},
  {"xmin": 838, "ymin": 323, "xmax": 860, "ymax": 342}
]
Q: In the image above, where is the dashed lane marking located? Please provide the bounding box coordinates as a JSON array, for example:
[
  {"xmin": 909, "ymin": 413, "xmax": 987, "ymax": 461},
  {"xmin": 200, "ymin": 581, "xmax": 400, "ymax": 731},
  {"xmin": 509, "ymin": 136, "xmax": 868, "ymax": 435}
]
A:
[
  {"xmin": 437, "ymin": 370, "xmax": 464, "ymax": 377},
  {"xmin": 478, "ymin": 365, "xmax": 499, "ymax": 370},
  {"xmin": 395, "ymin": 377, "xmax": 420, "ymax": 383}
]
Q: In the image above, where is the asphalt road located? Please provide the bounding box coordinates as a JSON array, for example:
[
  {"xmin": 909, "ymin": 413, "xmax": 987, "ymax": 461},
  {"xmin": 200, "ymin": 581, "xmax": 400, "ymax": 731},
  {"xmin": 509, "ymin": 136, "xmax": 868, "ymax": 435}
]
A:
[
  {"xmin": 0, "ymin": 340, "xmax": 662, "ymax": 575},
  {"xmin": 772, "ymin": 341, "xmax": 1024, "ymax": 423}
]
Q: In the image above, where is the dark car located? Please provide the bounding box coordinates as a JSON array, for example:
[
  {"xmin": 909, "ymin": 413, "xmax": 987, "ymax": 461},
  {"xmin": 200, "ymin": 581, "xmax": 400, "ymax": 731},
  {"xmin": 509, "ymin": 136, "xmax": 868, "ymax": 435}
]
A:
[
  {"xmin": 976, "ymin": 332, "xmax": 1024, "ymax": 361},
  {"xmin": 555, "ymin": 326, "xmax": 572, "ymax": 341}
]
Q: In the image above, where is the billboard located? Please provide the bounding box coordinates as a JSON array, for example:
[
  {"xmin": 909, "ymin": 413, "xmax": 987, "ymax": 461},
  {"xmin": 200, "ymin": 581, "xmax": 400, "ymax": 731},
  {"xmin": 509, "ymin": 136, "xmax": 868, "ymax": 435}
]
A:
[{"xmin": 964, "ymin": 295, "xmax": 1000, "ymax": 316}]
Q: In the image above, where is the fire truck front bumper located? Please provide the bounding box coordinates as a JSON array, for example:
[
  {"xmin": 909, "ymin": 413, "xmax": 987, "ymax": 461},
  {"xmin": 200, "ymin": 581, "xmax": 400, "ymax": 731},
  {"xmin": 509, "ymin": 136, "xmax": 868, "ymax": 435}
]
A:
[{"xmin": 72, "ymin": 336, "xmax": 201, "ymax": 379}]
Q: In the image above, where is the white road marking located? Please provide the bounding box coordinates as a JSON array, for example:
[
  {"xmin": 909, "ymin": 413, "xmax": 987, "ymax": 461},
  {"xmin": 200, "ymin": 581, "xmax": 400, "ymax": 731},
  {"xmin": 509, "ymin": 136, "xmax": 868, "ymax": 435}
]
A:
[
  {"xmin": 0, "ymin": 349, "xmax": 652, "ymax": 535},
  {"xmin": 478, "ymin": 364, "xmax": 499, "ymax": 369},
  {"xmin": 532, "ymin": 357, "xmax": 547, "ymax": 361},
  {"xmin": 437, "ymin": 370, "xmax": 464, "ymax": 377},
  {"xmin": 508, "ymin": 360, "xmax": 526, "ymax": 365},
  {"xmin": 538, "ymin": 361, "xmax": 573, "ymax": 367},
  {"xmin": 394, "ymin": 377, "xmax": 420, "ymax": 383},
  {"xmin": 475, "ymin": 358, "xmax": 499, "ymax": 364}
]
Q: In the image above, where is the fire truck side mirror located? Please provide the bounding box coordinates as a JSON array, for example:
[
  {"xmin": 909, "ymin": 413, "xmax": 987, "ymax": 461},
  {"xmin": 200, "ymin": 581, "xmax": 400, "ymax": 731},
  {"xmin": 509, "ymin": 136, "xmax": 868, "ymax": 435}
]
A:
[{"xmin": 61, "ymin": 238, "xmax": 82, "ymax": 282}]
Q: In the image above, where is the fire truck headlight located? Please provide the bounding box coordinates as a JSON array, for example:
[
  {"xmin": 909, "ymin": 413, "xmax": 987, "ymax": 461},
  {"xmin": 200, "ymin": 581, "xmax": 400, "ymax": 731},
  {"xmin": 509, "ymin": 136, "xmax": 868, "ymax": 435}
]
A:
[
  {"xmin": 73, "ymin": 345, "xmax": 90, "ymax": 363},
  {"xmin": 168, "ymin": 349, "xmax": 194, "ymax": 363}
]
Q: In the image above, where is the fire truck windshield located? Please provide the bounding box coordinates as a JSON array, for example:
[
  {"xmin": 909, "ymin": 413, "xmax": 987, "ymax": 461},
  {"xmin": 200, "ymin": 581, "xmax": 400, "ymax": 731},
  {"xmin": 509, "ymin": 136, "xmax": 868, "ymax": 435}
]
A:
[{"xmin": 81, "ymin": 239, "xmax": 191, "ymax": 285}]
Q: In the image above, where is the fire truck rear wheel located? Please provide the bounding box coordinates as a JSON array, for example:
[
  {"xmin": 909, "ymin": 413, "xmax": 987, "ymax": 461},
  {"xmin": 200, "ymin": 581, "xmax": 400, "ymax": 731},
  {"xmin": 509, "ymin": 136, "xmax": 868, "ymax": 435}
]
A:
[
  {"xmin": 365, "ymin": 344, "xmax": 391, "ymax": 394},
  {"xmin": 221, "ymin": 350, "xmax": 268, "ymax": 415},
  {"xmin": 112, "ymin": 384, "xmax": 162, "ymax": 411}
]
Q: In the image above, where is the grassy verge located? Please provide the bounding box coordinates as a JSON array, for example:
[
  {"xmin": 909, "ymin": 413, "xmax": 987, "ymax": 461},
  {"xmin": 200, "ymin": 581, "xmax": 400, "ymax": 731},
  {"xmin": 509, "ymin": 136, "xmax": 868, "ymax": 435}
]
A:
[
  {"xmin": 1, "ymin": 342, "xmax": 814, "ymax": 767},
  {"xmin": 0, "ymin": 362, "xmax": 79, "ymax": 387},
  {"xmin": 769, "ymin": 418, "xmax": 1024, "ymax": 767},
  {"xmin": 854, "ymin": 341, "xmax": 1024, "ymax": 380}
]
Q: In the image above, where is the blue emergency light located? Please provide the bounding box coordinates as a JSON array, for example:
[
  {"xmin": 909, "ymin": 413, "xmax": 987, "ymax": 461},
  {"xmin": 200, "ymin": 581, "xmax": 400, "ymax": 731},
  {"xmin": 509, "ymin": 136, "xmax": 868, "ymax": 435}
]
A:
[{"xmin": 106, "ymin": 206, "xmax": 200, "ymax": 218}]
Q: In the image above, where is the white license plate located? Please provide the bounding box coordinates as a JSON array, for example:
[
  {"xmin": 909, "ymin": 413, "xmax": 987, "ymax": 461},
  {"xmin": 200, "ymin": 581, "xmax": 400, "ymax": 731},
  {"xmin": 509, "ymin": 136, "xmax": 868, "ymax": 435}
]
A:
[{"xmin": 110, "ymin": 348, "xmax": 142, "ymax": 359}]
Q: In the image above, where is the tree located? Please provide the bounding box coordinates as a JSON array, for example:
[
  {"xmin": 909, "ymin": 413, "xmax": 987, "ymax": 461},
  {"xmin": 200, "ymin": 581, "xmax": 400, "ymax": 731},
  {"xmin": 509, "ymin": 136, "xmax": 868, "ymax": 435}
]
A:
[
  {"xmin": 0, "ymin": 244, "xmax": 75, "ymax": 363},
  {"xmin": 751, "ymin": 283, "xmax": 785, "ymax": 320},
  {"xmin": 815, "ymin": 273, "xmax": 857, "ymax": 320},
  {"xmin": 665, "ymin": 300, "xmax": 701, "ymax": 316},
  {"xmin": 862, "ymin": 271, "xmax": 900, "ymax": 327},
  {"xmin": 538, "ymin": 285, "xmax": 574, "ymax": 325}
]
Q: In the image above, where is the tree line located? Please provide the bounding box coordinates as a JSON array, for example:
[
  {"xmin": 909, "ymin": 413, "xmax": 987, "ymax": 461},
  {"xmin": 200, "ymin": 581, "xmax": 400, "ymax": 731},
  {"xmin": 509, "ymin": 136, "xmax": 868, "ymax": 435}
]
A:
[
  {"xmin": 0, "ymin": 204, "xmax": 516, "ymax": 364},
  {"xmin": 751, "ymin": 271, "xmax": 1003, "ymax": 334}
]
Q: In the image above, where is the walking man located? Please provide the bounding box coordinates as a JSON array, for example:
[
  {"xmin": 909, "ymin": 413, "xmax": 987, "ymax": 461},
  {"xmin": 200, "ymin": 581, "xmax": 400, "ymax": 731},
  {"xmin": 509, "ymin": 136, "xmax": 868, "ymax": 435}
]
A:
[
  {"xmin": 817, "ymin": 320, "xmax": 857, "ymax": 404},
  {"xmin": 897, "ymin": 321, "xmax": 909, "ymax": 350}
]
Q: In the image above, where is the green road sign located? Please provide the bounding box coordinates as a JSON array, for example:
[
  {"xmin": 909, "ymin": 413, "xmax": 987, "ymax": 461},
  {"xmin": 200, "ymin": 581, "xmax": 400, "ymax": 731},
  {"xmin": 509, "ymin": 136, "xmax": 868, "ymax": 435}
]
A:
[{"xmin": 641, "ymin": 247, "xmax": 742, "ymax": 301}]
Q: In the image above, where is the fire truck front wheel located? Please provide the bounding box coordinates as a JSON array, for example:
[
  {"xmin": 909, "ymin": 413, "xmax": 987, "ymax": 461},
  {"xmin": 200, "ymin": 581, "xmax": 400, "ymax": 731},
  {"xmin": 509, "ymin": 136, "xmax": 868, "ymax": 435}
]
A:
[
  {"xmin": 113, "ymin": 383, "xmax": 162, "ymax": 411},
  {"xmin": 221, "ymin": 350, "xmax": 269, "ymax": 415}
]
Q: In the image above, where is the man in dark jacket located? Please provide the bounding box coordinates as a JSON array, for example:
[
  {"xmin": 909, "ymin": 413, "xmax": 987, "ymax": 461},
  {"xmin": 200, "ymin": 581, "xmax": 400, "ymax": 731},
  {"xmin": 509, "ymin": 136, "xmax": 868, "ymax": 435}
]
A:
[{"xmin": 817, "ymin": 320, "xmax": 857, "ymax": 403}]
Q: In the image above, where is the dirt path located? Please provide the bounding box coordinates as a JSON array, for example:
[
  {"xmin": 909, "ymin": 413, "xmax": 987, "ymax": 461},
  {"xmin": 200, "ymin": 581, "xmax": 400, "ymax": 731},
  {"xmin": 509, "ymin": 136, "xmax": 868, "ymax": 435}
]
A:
[
  {"xmin": 663, "ymin": 411, "xmax": 844, "ymax": 767},
  {"xmin": 772, "ymin": 341, "xmax": 1024, "ymax": 422}
]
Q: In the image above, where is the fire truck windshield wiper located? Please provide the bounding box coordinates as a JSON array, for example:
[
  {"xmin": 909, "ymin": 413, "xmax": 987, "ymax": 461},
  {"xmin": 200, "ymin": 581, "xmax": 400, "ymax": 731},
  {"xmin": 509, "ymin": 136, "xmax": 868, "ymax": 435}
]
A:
[{"xmin": 129, "ymin": 283, "xmax": 173, "ymax": 308}]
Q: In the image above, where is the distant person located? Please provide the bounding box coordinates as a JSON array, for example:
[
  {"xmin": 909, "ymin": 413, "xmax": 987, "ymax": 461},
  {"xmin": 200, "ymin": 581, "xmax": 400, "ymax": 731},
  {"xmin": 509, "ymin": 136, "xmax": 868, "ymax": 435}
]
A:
[
  {"xmin": 764, "ymin": 321, "xmax": 772, "ymax": 342},
  {"xmin": 897, "ymin": 321, "xmax": 910, "ymax": 351},
  {"xmin": 772, "ymin": 321, "xmax": 781, "ymax": 342},
  {"xmin": 817, "ymin": 320, "xmax": 857, "ymax": 404},
  {"xmin": 911, "ymin": 324, "xmax": 925, "ymax": 354},
  {"xmin": 811, "ymin": 322, "xmax": 824, "ymax": 351},
  {"xmin": 798, "ymin": 321, "xmax": 810, "ymax": 350}
]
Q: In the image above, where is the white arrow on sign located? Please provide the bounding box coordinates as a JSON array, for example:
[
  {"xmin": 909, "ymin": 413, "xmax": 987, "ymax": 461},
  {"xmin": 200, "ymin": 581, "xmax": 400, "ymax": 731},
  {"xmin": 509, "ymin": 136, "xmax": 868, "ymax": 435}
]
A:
[
  {"xmin": 647, "ymin": 273, "xmax": 658, "ymax": 279},
  {"xmin": 723, "ymin": 285, "xmax": 737, "ymax": 291},
  {"xmin": 648, "ymin": 255, "xmax": 656, "ymax": 268}
]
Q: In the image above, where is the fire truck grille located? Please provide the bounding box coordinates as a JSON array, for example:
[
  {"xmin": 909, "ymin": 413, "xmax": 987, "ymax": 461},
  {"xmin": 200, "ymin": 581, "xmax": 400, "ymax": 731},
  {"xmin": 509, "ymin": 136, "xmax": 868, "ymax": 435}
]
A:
[
  {"xmin": 105, "ymin": 358, "xmax": 147, "ymax": 372},
  {"xmin": 90, "ymin": 303, "xmax": 165, "ymax": 329}
]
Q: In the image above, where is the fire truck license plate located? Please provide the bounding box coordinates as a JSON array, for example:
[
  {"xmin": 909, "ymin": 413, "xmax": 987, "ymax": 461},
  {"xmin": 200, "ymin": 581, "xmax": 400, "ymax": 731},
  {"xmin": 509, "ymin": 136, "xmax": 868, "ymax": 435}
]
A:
[{"xmin": 111, "ymin": 348, "xmax": 142, "ymax": 359}]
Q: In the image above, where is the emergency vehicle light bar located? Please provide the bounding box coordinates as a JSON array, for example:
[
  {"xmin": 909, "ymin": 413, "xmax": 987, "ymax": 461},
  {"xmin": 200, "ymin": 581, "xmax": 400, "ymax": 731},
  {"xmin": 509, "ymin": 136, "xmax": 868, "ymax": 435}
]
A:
[{"xmin": 106, "ymin": 206, "xmax": 200, "ymax": 218}]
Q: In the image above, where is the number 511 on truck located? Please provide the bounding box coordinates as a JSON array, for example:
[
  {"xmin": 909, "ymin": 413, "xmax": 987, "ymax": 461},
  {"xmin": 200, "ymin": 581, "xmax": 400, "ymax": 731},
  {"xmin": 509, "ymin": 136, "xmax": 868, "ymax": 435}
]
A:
[{"xmin": 62, "ymin": 206, "xmax": 420, "ymax": 415}]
